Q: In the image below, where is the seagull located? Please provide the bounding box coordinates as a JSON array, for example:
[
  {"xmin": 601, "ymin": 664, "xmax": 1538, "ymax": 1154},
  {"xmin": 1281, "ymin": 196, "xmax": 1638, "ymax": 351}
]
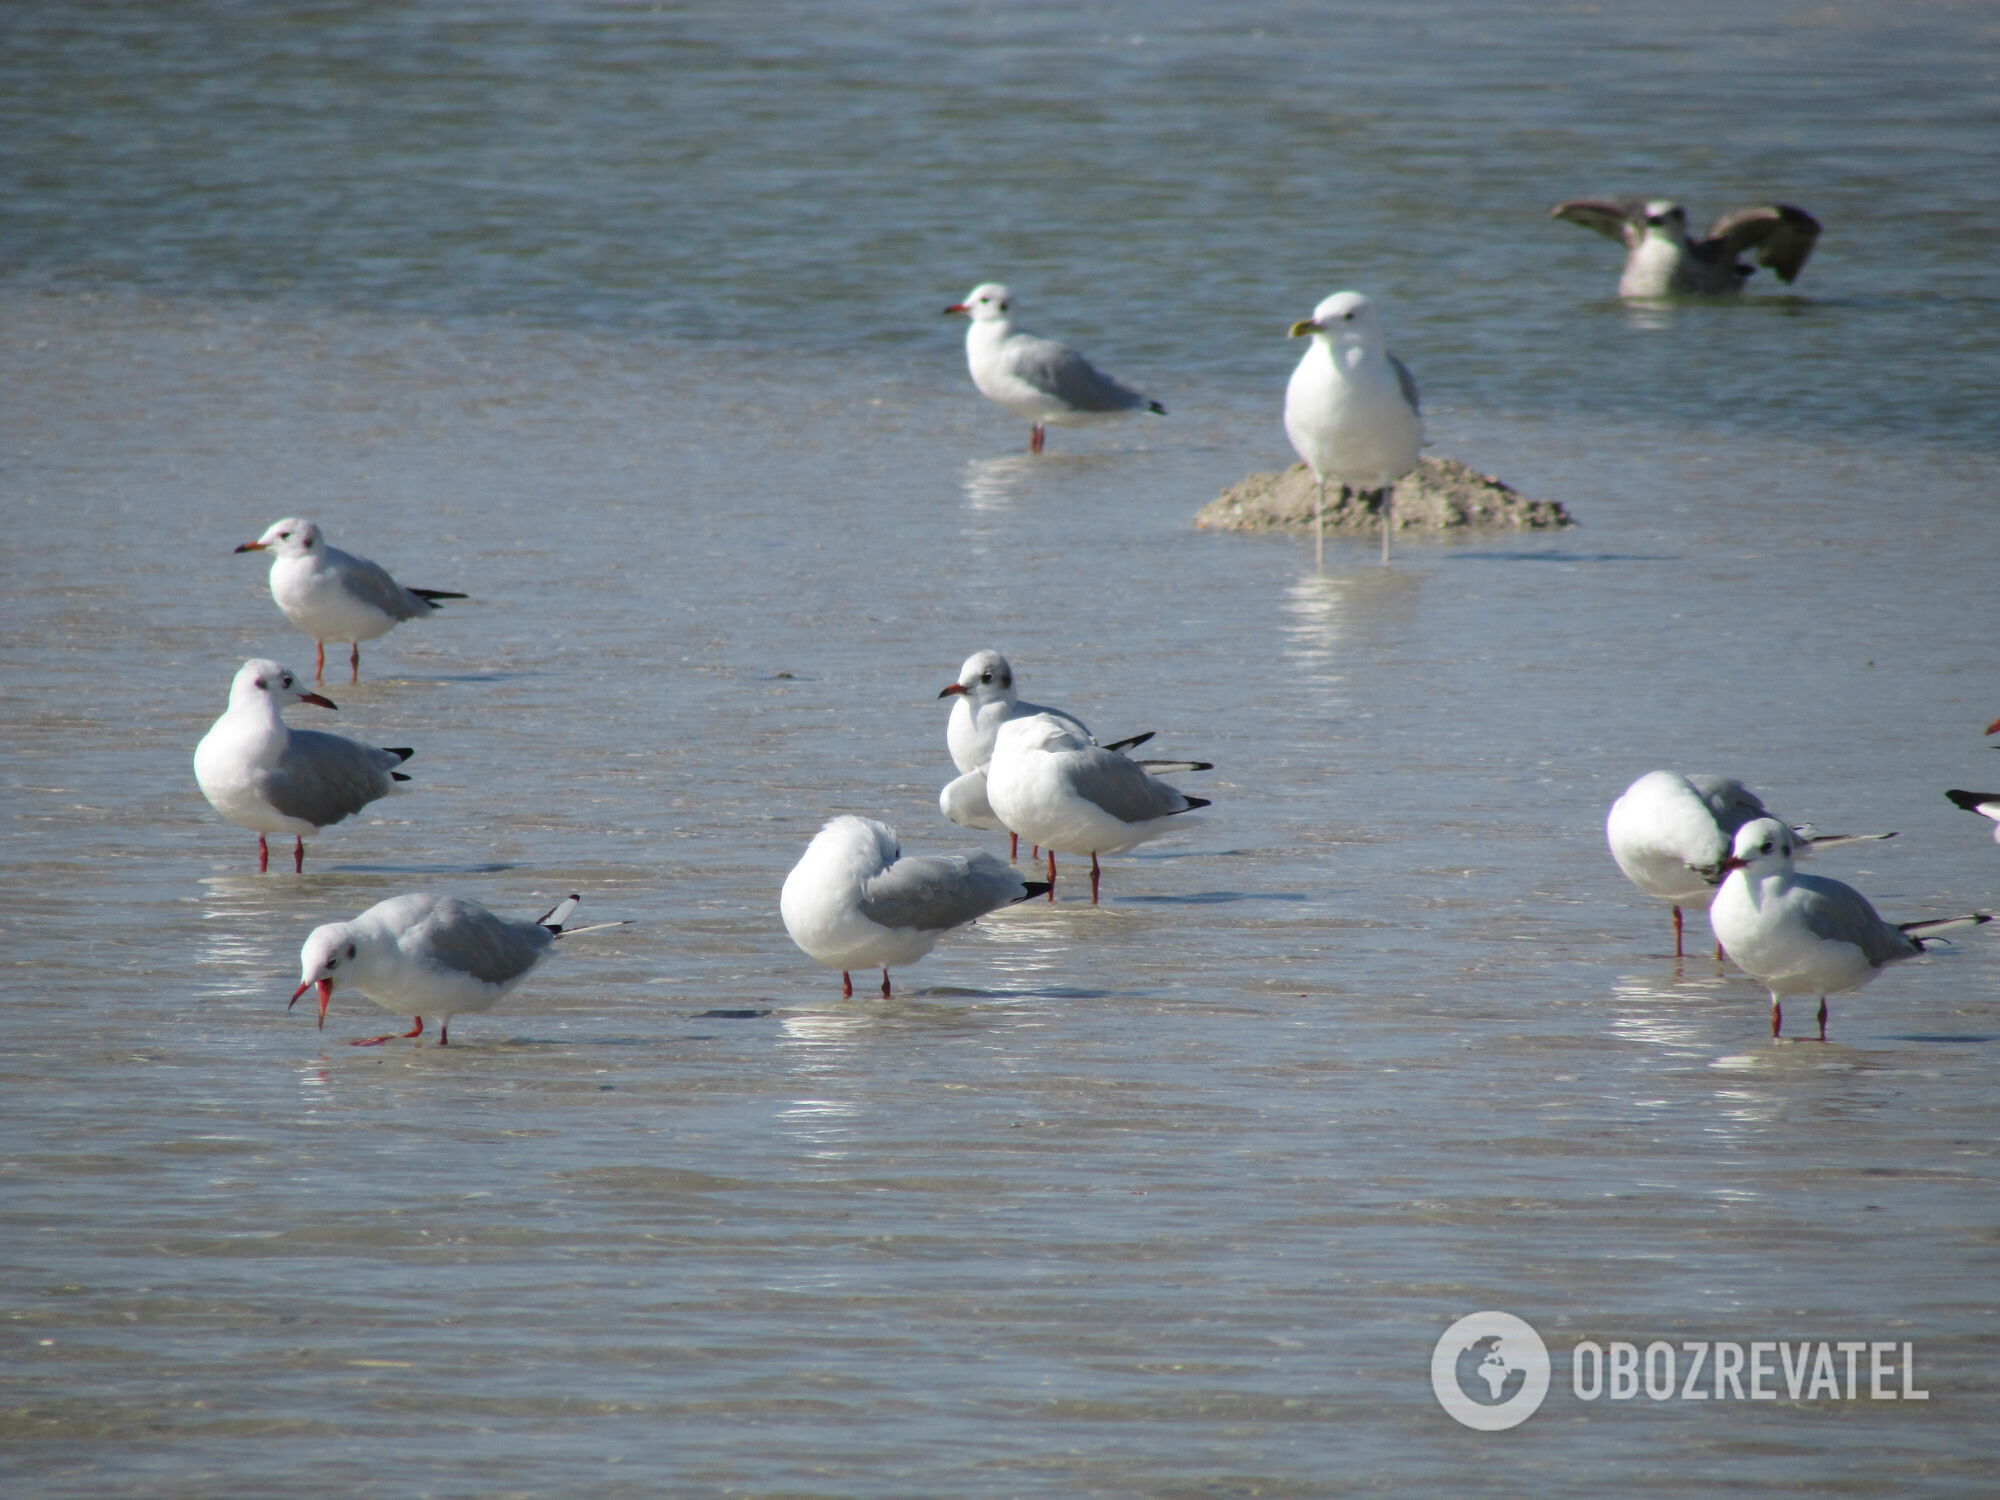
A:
[
  {"xmin": 943, "ymin": 283, "xmax": 1164, "ymax": 454},
  {"xmin": 936, "ymin": 650, "xmax": 1211, "ymax": 857},
  {"xmin": 193, "ymin": 658, "xmax": 413, "ymax": 873},
  {"xmin": 291, "ymin": 893, "xmax": 626, "ymax": 1045},
  {"xmin": 780, "ymin": 815, "xmax": 1050, "ymax": 999},
  {"xmin": 235, "ymin": 517, "xmax": 467, "ymax": 682},
  {"xmin": 983, "ymin": 713, "xmax": 1209, "ymax": 903},
  {"xmin": 1549, "ymin": 198, "xmax": 1822, "ymax": 298},
  {"xmin": 1709, "ymin": 817, "xmax": 1989, "ymax": 1040},
  {"xmin": 1606, "ymin": 770, "xmax": 1895, "ymax": 957},
  {"xmin": 1284, "ymin": 290, "xmax": 1423, "ymax": 569},
  {"xmin": 1945, "ymin": 790, "xmax": 2000, "ymax": 842}
]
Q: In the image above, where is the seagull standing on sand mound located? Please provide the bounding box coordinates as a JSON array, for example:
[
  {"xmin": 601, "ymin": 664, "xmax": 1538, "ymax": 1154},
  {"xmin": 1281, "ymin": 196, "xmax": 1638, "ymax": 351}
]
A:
[
  {"xmin": 1709, "ymin": 818, "xmax": 1989, "ymax": 1041},
  {"xmin": 235, "ymin": 517, "xmax": 466, "ymax": 682},
  {"xmin": 193, "ymin": 658, "xmax": 413, "ymax": 873},
  {"xmin": 944, "ymin": 283, "xmax": 1165, "ymax": 454},
  {"xmin": 984, "ymin": 713, "xmax": 1208, "ymax": 904},
  {"xmin": 781, "ymin": 816, "xmax": 1049, "ymax": 999},
  {"xmin": 292, "ymin": 893, "xmax": 625, "ymax": 1046},
  {"xmin": 1607, "ymin": 770, "xmax": 1895, "ymax": 957},
  {"xmin": 1284, "ymin": 290, "xmax": 1423, "ymax": 569},
  {"xmin": 1549, "ymin": 198, "xmax": 1821, "ymax": 298}
]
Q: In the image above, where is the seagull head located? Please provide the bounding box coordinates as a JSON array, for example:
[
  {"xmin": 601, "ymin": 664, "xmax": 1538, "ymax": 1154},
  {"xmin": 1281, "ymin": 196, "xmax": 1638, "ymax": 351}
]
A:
[
  {"xmin": 1716, "ymin": 817, "xmax": 1800, "ymax": 876},
  {"xmin": 1639, "ymin": 201, "xmax": 1688, "ymax": 237},
  {"xmin": 944, "ymin": 283, "xmax": 1011, "ymax": 322},
  {"xmin": 229, "ymin": 658, "xmax": 337, "ymax": 713},
  {"xmin": 938, "ymin": 649, "xmax": 1016, "ymax": 705},
  {"xmin": 291, "ymin": 922, "xmax": 362, "ymax": 1029},
  {"xmin": 1289, "ymin": 290, "xmax": 1379, "ymax": 344},
  {"xmin": 235, "ymin": 517, "xmax": 323, "ymax": 559}
]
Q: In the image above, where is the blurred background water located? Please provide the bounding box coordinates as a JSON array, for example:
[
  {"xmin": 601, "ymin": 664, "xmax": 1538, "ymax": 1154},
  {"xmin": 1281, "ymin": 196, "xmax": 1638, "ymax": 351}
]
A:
[{"xmin": 3, "ymin": 2, "xmax": 1997, "ymax": 1495}]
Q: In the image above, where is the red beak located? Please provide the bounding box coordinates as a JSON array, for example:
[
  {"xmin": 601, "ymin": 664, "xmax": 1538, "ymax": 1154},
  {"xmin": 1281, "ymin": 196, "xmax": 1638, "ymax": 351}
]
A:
[
  {"xmin": 289, "ymin": 977, "xmax": 334, "ymax": 1028},
  {"xmin": 1716, "ymin": 855, "xmax": 1748, "ymax": 875},
  {"xmin": 937, "ymin": 682, "xmax": 967, "ymax": 699},
  {"xmin": 234, "ymin": 541, "xmax": 268, "ymax": 553},
  {"xmin": 1986, "ymin": 715, "xmax": 2000, "ymax": 736},
  {"xmin": 298, "ymin": 691, "xmax": 337, "ymax": 710},
  {"xmin": 943, "ymin": 302, "xmax": 969, "ymax": 315}
]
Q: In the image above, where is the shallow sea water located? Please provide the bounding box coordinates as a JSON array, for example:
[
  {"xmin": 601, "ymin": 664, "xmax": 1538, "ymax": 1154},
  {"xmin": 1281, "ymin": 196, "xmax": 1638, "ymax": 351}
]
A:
[{"xmin": 3, "ymin": 3, "xmax": 1999, "ymax": 1495}]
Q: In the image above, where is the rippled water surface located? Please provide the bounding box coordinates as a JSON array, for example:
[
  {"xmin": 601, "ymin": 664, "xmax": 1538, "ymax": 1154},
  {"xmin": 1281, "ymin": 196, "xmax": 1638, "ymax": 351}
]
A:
[{"xmin": 4, "ymin": 3, "xmax": 1998, "ymax": 1495}]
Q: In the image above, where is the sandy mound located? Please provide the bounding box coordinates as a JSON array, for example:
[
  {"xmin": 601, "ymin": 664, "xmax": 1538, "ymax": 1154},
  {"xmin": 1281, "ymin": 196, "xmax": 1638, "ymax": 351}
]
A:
[{"xmin": 1195, "ymin": 457, "xmax": 1574, "ymax": 533}]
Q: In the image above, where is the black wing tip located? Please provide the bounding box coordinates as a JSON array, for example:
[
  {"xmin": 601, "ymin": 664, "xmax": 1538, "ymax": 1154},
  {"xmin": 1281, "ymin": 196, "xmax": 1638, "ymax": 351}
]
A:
[
  {"xmin": 385, "ymin": 747, "xmax": 415, "ymax": 762},
  {"xmin": 410, "ymin": 588, "xmax": 468, "ymax": 601},
  {"xmin": 1016, "ymin": 882, "xmax": 1054, "ymax": 903},
  {"xmin": 1177, "ymin": 795, "xmax": 1213, "ymax": 812},
  {"xmin": 1945, "ymin": 789, "xmax": 1997, "ymax": 811},
  {"xmin": 1147, "ymin": 400, "xmax": 1167, "ymax": 415},
  {"xmin": 1102, "ymin": 731, "xmax": 1157, "ymax": 753},
  {"xmin": 390, "ymin": 771, "xmax": 412, "ymax": 782}
]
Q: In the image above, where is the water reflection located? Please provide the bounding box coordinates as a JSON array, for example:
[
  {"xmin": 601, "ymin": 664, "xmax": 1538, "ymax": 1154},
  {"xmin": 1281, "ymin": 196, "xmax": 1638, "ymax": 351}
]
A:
[
  {"xmin": 959, "ymin": 454, "xmax": 1039, "ymax": 514},
  {"xmin": 775, "ymin": 1096, "xmax": 860, "ymax": 1160}
]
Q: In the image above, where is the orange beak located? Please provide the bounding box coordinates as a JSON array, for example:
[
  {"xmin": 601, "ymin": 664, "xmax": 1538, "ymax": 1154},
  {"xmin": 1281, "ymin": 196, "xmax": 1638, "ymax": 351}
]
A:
[
  {"xmin": 937, "ymin": 682, "xmax": 967, "ymax": 699},
  {"xmin": 943, "ymin": 302, "xmax": 969, "ymax": 315},
  {"xmin": 234, "ymin": 540, "xmax": 269, "ymax": 553},
  {"xmin": 298, "ymin": 691, "xmax": 337, "ymax": 710},
  {"xmin": 289, "ymin": 977, "xmax": 334, "ymax": 1028}
]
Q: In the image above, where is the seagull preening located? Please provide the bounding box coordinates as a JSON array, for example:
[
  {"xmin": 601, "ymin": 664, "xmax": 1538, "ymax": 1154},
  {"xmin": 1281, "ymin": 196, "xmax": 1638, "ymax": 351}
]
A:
[
  {"xmin": 193, "ymin": 658, "xmax": 413, "ymax": 873},
  {"xmin": 984, "ymin": 713, "xmax": 1208, "ymax": 903},
  {"xmin": 1284, "ymin": 291, "xmax": 1423, "ymax": 568},
  {"xmin": 292, "ymin": 893, "xmax": 625, "ymax": 1046},
  {"xmin": 1709, "ymin": 818, "xmax": 1989, "ymax": 1041},
  {"xmin": 1549, "ymin": 198, "xmax": 1822, "ymax": 298},
  {"xmin": 235, "ymin": 517, "xmax": 466, "ymax": 682},
  {"xmin": 936, "ymin": 650, "xmax": 1212, "ymax": 860},
  {"xmin": 1606, "ymin": 770, "xmax": 1894, "ymax": 957},
  {"xmin": 1945, "ymin": 789, "xmax": 2000, "ymax": 842},
  {"xmin": 944, "ymin": 283, "xmax": 1165, "ymax": 454},
  {"xmin": 780, "ymin": 815, "xmax": 1050, "ymax": 999}
]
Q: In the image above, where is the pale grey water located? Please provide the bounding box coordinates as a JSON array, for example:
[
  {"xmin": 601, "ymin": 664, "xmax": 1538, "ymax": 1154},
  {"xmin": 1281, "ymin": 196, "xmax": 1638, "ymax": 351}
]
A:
[{"xmin": 3, "ymin": 3, "xmax": 1999, "ymax": 1495}]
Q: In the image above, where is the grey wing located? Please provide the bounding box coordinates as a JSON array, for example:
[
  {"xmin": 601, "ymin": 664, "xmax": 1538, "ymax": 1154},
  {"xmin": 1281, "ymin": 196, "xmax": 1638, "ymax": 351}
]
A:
[
  {"xmin": 1015, "ymin": 697, "xmax": 1093, "ymax": 742},
  {"xmin": 1704, "ymin": 204, "xmax": 1821, "ymax": 283},
  {"xmin": 418, "ymin": 898, "xmax": 553, "ymax": 984},
  {"xmin": 327, "ymin": 545, "xmax": 434, "ymax": 622},
  {"xmin": 1550, "ymin": 198, "xmax": 1643, "ymax": 248},
  {"xmin": 1009, "ymin": 334, "xmax": 1151, "ymax": 413},
  {"xmin": 1790, "ymin": 874, "xmax": 1916, "ymax": 967},
  {"xmin": 1388, "ymin": 353, "xmax": 1421, "ymax": 414},
  {"xmin": 1063, "ymin": 748, "xmax": 1195, "ymax": 823},
  {"xmin": 263, "ymin": 730, "xmax": 399, "ymax": 827},
  {"xmin": 859, "ymin": 851, "xmax": 1026, "ymax": 933},
  {"xmin": 1688, "ymin": 776, "xmax": 1768, "ymax": 837}
]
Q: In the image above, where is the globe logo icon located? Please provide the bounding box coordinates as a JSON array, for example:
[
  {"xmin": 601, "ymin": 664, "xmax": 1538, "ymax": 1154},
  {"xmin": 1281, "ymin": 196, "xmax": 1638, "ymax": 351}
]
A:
[{"xmin": 1431, "ymin": 1311, "xmax": 1551, "ymax": 1430}]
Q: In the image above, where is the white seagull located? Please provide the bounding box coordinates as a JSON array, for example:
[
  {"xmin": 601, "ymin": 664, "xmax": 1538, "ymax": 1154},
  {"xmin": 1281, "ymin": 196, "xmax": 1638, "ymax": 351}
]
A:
[
  {"xmin": 935, "ymin": 650, "xmax": 1210, "ymax": 857},
  {"xmin": 1945, "ymin": 790, "xmax": 2000, "ymax": 842},
  {"xmin": 235, "ymin": 517, "xmax": 466, "ymax": 682},
  {"xmin": 193, "ymin": 658, "xmax": 413, "ymax": 873},
  {"xmin": 1550, "ymin": 198, "xmax": 1821, "ymax": 298},
  {"xmin": 291, "ymin": 893, "xmax": 625, "ymax": 1046},
  {"xmin": 984, "ymin": 713, "xmax": 1209, "ymax": 903},
  {"xmin": 1284, "ymin": 290, "xmax": 1423, "ymax": 568},
  {"xmin": 943, "ymin": 283, "xmax": 1164, "ymax": 454},
  {"xmin": 780, "ymin": 815, "xmax": 1049, "ymax": 999},
  {"xmin": 1709, "ymin": 818, "xmax": 1989, "ymax": 1040},
  {"xmin": 1606, "ymin": 770, "xmax": 1894, "ymax": 957}
]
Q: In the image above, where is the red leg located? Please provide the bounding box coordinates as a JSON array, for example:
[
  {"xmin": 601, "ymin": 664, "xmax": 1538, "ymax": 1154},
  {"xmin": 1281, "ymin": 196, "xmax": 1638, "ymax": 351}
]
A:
[
  {"xmin": 1671, "ymin": 904, "xmax": 1683, "ymax": 957},
  {"xmin": 880, "ymin": 969, "xmax": 892, "ymax": 999},
  {"xmin": 315, "ymin": 640, "xmax": 326, "ymax": 680},
  {"xmin": 1010, "ymin": 831, "xmax": 1018, "ymax": 861},
  {"xmin": 1816, "ymin": 999, "xmax": 1828, "ymax": 1042},
  {"xmin": 352, "ymin": 1017, "xmax": 425, "ymax": 1046},
  {"xmin": 1030, "ymin": 424, "xmax": 1045, "ymax": 455},
  {"xmin": 292, "ymin": 836, "xmax": 305, "ymax": 874},
  {"xmin": 841, "ymin": 971, "xmax": 853, "ymax": 998},
  {"xmin": 349, "ymin": 642, "xmax": 360, "ymax": 683},
  {"xmin": 1771, "ymin": 998, "xmax": 1783, "ymax": 1039},
  {"xmin": 1046, "ymin": 847, "xmax": 1057, "ymax": 900},
  {"xmin": 258, "ymin": 834, "xmax": 270, "ymax": 873},
  {"xmin": 1715, "ymin": 939, "xmax": 1725, "ymax": 962},
  {"xmin": 439, "ymin": 1018, "xmax": 451, "ymax": 1046},
  {"xmin": 1090, "ymin": 852, "xmax": 1101, "ymax": 905}
]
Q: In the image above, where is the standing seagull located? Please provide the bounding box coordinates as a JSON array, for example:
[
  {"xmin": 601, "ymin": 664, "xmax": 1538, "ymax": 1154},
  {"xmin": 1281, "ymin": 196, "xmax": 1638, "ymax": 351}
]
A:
[
  {"xmin": 1550, "ymin": 198, "xmax": 1821, "ymax": 298},
  {"xmin": 194, "ymin": 658, "xmax": 413, "ymax": 873},
  {"xmin": 1606, "ymin": 770, "xmax": 1894, "ymax": 957},
  {"xmin": 780, "ymin": 816, "xmax": 1049, "ymax": 999},
  {"xmin": 1284, "ymin": 290, "xmax": 1423, "ymax": 568},
  {"xmin": 1709, "ymin": 818, "xmax": 1988, "ymax": 1040},
  {"xmin": 235, "ymin": 517, "xmax": 466, "ymax": 682},
  {"xmin": 984, "ymin": 713, "xmax": 1208, "ymax": 903},
  {"xmin": 944, "ymin": 283, "xmax": 1165, "ymax": 454},
  {"xmin": 291, "ymin": 893, "xmax": 625, "ymax": 1045}
]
